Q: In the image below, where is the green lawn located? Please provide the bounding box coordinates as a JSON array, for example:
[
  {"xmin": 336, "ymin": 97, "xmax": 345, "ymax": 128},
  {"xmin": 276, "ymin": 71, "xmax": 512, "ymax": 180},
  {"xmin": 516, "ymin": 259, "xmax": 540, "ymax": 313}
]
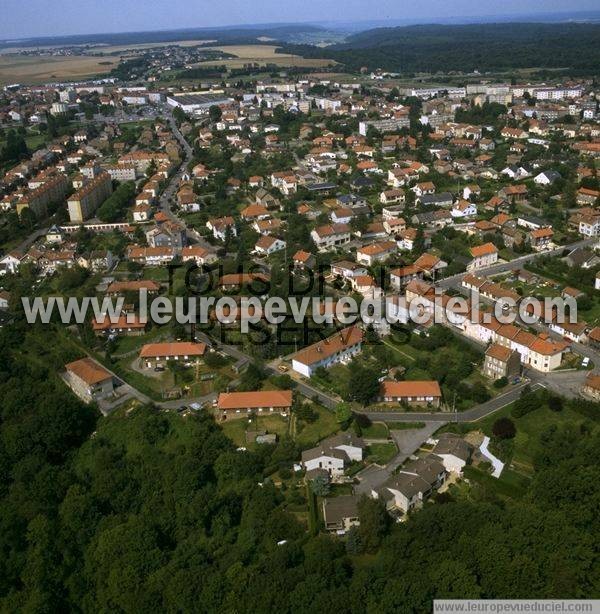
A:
[
  {"xmin": 463, "ymin": 465, "xmax": 528, "ymax": 499},
  {"xmin": 362, "ymin": 422, "xmax": 389, "ymax": 439},
  {"xmin": 366, "ymin": 442, "xmax": 398, "ymax": 465},
  {"xmin": 295, "ymin": 405, "xmax": 340, "ymax": 447},
  {"xmin": 221, "ymin": 414, "xmax": 289, "ymax": 447}
]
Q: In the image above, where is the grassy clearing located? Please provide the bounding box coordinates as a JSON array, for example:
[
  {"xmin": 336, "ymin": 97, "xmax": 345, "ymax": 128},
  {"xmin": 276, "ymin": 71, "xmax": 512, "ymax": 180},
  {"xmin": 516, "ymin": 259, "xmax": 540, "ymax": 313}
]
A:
[
  {"xmin": 220, "ymin": 414, "xmax": 289, "ymax": 447},
  {"xmin": 361, "ymin": 422, "xmax": 389, "ymax": 439},
  {"xmin": 366, "ymin": 442, "xmax": 398, "ymax": 465},
  {"xmin": 295, "ymin": 405, "xmax": 340, "ymax": 447}
]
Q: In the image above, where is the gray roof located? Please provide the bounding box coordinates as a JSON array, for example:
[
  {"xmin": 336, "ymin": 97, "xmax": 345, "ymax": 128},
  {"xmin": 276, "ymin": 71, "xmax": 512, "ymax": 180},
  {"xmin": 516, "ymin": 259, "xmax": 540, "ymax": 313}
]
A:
[
  {"xmin": 432, "ymin": 433, "xmax": 472, "ymax": 462},
  {"xmin": 322, "ymin": 495, "xmax": 360, "ymax": 524},
  {"xmin": 400, "ymin": 456, "xmax": 446, "ymax": 487},
  {"xmin": 380, "ymin": 472, "xmax": 431, "ymax": 499}
]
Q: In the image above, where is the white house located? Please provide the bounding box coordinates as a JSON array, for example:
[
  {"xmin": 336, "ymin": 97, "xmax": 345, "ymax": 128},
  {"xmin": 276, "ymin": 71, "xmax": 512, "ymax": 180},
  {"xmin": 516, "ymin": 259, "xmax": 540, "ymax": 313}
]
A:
[
  {"xmin": 301, "ymin": 433, "xmax": 364, "ymax": 477},
  {"xmin": 534, "ymin": 170, "xmax": 561, "ymax": 185},
  {"xmin": 310, "ymin": 223, "xmax": 351, "ymax": 251},
  {"xmin": 291, "ymin": 326, "xmax": 363, "ymax": 378},
  {"xmin": 467, "ymin": 243, "xmax": 498, "ymax": 271},
  {"xmin": 255, "ymin": 235, "xmax": 286, "ymax": 256},
  {"xmin": 451, "ymin": 200, "xmax": 477, "ymax": 218},
  {"xmin": 431, "ymin": 434, "xmax": 472, "ymax": 474}
]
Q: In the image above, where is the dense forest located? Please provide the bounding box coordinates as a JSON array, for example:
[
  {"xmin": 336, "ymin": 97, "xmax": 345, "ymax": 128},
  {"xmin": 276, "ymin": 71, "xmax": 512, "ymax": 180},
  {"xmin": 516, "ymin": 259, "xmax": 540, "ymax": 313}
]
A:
[
  {"xmin": 280, "ymin": 23, "xmax": 600, "ymax": 73},
  {"xmin": 1, "ymin": 306, "xmax": 599, "ymax": 612}
]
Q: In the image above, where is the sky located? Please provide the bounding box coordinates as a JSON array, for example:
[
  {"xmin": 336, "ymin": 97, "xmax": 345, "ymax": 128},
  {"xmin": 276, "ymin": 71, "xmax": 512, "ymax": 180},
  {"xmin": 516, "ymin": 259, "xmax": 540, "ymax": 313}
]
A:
[{"xmin": 1, "ymin": 0, "xmax": 599, "ymax": 40}]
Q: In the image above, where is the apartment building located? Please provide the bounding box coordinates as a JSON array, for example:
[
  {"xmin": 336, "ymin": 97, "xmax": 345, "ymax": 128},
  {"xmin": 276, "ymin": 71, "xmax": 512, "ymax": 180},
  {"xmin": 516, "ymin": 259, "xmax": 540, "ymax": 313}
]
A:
[
  {"xmin": 291, "ymin": 326, "xmax": 364, "ymax": 377},
  {"xmin": 67, "ymin": 172, "xmax": 112, "ymax": 223},
  {"xmin": 16, "ymin": 174, "xmax": 69, "ymax": 218}
]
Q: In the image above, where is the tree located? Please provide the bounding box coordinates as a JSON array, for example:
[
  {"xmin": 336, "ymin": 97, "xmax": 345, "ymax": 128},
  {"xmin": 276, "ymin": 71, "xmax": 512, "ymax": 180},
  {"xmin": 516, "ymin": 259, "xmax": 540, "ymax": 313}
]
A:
[
  {"xmin": 357, "ymin": 496, "xmax": 391, "ymax": 553},
  {"xmin": 547, "ymin": 395, "xmax": 564, "ymax": 412},
  {"xmin": 209, "ymin": 105, "xmax": 222, "ymax": 122},
  {"xmin": 492, "ymin": 417, "xmax": 516, "ymax": 440},
  {"xmin": 239, "ymin": 361, "xmax": 264, "ymax": 391},
  {"xmin": 310, "ymin": 474, "xmax": 330, "ymax": 497},
  {"xmin": 346, "ymin": 361, "xmax": 380, "ymax": 405},
  {"xmin": 335, "ymin": 402, "xmax": 352, "ymax": 424}
]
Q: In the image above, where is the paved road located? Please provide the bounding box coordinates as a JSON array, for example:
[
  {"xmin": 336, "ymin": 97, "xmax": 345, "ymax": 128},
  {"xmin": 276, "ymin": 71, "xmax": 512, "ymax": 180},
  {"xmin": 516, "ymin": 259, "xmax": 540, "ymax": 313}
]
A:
[
  {"xmin": 355, "ymin": 422, "xmax": 442, "ymax": 494},
  {"xmin": 212, "ymin": 339, "xmax": 341, "ymax": 409},
  {"xmin": 436, "ymin": 238, "xmax": 597, "ymax": 290},
  {"xmin": 364, "ymin": 381, "xmax": 543, "ymax": 423}
]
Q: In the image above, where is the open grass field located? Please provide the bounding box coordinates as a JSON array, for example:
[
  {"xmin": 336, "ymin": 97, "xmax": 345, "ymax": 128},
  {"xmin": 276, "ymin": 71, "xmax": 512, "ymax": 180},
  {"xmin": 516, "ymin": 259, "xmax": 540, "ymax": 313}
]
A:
[
  {"xmin": 0, "ymin": 54, "xmax": 119, "ymax": 85},
  {"xmin": 201, "ymin": 44, "xmax": 335, "ymax": 68}
]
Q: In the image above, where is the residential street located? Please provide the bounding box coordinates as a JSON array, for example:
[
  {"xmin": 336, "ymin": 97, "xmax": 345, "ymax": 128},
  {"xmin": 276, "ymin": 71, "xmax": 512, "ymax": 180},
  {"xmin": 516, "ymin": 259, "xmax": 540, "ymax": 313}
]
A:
[{"xmin": 354, "ymin": 422, "xmax": 442, "ymax": 494}]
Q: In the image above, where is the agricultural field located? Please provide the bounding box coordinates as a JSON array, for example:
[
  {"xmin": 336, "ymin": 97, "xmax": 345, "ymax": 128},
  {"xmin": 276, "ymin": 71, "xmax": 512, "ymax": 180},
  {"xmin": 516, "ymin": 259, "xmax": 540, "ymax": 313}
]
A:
[
  {"xmin": 0, "ymin": 54, "xmax": 119, "ymax": 85},
  {"xmin": 201, "ymin": 44, "xmax": 336, "ymax": 68}
]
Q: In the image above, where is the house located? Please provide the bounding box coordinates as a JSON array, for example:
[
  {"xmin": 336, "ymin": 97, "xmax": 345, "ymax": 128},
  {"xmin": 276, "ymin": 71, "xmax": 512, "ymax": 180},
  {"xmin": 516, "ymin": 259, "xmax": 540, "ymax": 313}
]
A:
[
  {"xmin": 181, "ymin": 246, "xmax": 218, "ymax": 267},
  {"xmin": 581, "ymin": 373, "xmax": 600, "ymax": 401},
  {"xmin": 301, "ymin": 433, "xmax": 364, "ymax": 478},
  {"xmin": 451, "ymin": 200, "xmax": 477, "ymax": 218},
  {"xmin": 411, "ymin": 210, "xmax": 452, "ymax": 229},
  {"xmin": 271, "ymin": 171, "xmax": 297, "ymax": 195},
  {"xmin": 241, "ymin": 203, "xmax": 270, "ymax": 221},
  {"xmin": 499, "ymin": 184, "xmax": 528, "ymax": 203},
  {"xmin": 383, "ymin": 217, "xmax": 407, "ymax": 236},
  {"xmin": 501, "ymin": 165, "xmax": 531, "ymax": 180},
  {"xmin": 382, "ymin": 204, "xmax": 406, "ymax": 220},
  {"xmin": 322, "ymin": 495, "xmax": 360, "ymax": 534},
  {"xmin": 380, "ymin": 189, "xmax": 405, "ymax": 205},
  {"xmin": 330, "ymin": 261, "xmax": 368, "ymax": 279},
  {"xmin": 356, "ymin": 241, "xmax": 397, "ymax": 266},
  {"xmin": 133, "ymin": 205, "xmax": 151, "ymax": 222},
  {"xmin": 64, "ymin": 357, "xmax": 114, "ymax": 403},
  {"xmin": 576, "ymin": 187, "xmax": 600, "ymax": 207},
  {"xmin": 528, "ymin": 227, "xmax": 554, "ymax": 251},
  {"xmin": 106, "ymin": 280, "xmax": 161, "ymax": 296},
  {"xmin": 311, "ymin": 224, "xmax": 351, "ymax": 251},
  {"xmin": 549, "ymin": 320, "xmax": 588, "ymax": 344},
  {"xmin": 377, "ymin": 380, "xmax": 442, "ymax": 408},
  {"xmin": 467, "ymin": 243, "xmax": 498, "ymax": 271},
  {"xmin": 563, "ymin": 247, "xmax": 600, "ymax": 269},
  {"xmin": 373, "ymin": 456, "xmax": 446, "ymax": 515},
  {"xmin": 207, "ymin": 216, "xmax": 237, "ymax": 241},
  {"xmin": 127, "ymin": 246, "xmax": 174, "ymax": 266},
  {"xmin": 92, "ymin": 314, "xmax": 147, "ymax": 337},
  {"xmin": 483, "ymin": 343, "xmax": 521, "ymax": 380},
  {"xmin": 417, "ymin": 192, "xmax": 453, "ymax": 208},
  {"xmin": 413, "ymin": 253, "xmax": 448, "ymax": 278},
  {"xmin": 390, "ymin": 265, "xmax": 423, "ymax": 290},
  {"xmin": 219, "ymin": 273, "xmax": 270, "ymax": 291},
  {"xmin": 292, "ymin": 250, "xmax": 316, "ymax": 269},
  {"xmin": 431, "ymin": 433, "xmax": 472, "ymax": 474},
  {"xmin": 46, "ymin": 224, "xmax": 64, "ymax": 244},
  {"xmin": 0, "ymin": 252, "xmax": 23, "ymax": 276},
  {"xmin": 255, "ymin": 235, "xmax": 286, "ymax": 256},
  {"xmin": 139, "ymin": 342, "xmax": 207, "ymax": 368},
  {"xmin": 146, "ymin": 221, "xmax": 186, "ymax": 249},
  {"xmin": 216, "ymin": 390, "xmax": 293, "ymax": 419},
  {"xmin": 463, "ymin": 184, "xmax": 481, "ymax": 200},
  {"xmin": 291, "ymin": 326, "xmax": 364, "ymax": 377},
  {"xmin": 534, "ymin": 170, "xmax": 561, "ymax": 185}
]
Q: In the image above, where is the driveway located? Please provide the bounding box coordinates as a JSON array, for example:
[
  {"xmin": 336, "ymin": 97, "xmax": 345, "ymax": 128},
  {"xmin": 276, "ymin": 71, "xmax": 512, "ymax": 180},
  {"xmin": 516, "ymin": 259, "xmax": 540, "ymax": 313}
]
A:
[{"xmin": 355, "ymin": 422, "xmax": 442, "ymax": 494}]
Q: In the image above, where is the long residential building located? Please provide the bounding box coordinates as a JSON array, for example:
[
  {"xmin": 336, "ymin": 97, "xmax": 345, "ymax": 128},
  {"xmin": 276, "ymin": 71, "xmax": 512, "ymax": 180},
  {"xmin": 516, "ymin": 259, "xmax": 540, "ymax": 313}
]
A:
[
  {"xmin": 291, "ymin": 326, "xmax": 364, "ymax": 377},
  {"xmin": 67, "ymin": 172, "xmax": 112, "ymax": 222},
  {"xmin": 16, "ymin": 174, "xmax": 69, "ymax": 218}
]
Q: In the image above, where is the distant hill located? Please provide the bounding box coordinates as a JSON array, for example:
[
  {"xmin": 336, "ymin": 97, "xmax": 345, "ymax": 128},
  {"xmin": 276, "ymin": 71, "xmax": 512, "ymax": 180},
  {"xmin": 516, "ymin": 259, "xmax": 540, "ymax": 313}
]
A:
[
  {"xmin": 0, "ymin": 23, "xmax": 326, "ymax": 50},
  {"xmin": 281, "ymin": 22, "xmax": 600, "ymax": 73}
]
